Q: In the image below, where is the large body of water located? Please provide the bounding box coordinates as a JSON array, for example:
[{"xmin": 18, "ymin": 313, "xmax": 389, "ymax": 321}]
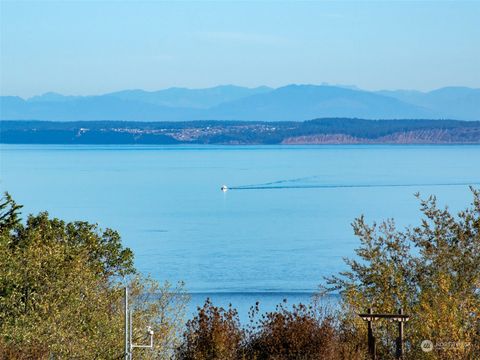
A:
[{"xmin": 1, "ymin": 144, "xmax": 479, "ymax": 317}]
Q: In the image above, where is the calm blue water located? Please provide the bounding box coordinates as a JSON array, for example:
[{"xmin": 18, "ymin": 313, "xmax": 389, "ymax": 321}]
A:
[{"xmin": 1, "ymin": 144, "xmax": 479, "ymax": 317}]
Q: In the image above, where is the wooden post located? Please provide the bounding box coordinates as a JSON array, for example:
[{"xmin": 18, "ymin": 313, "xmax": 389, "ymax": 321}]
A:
[
  {"xmin": 396, "ymin": 308, "xmax": 404, "ymax": 359},
  {"xmin": 358, "ymin": 308, "xmax": 408, "ymax": 359},
  {"xmin": 367, "ymin": 308, "xmax": 376, "ymax": 360}
]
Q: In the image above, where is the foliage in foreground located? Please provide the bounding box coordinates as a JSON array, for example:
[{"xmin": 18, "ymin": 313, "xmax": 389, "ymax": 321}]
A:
[
  {"xmin": 177, "ymin": 190, "xmax": 480, "ymax": 360},
  {"xmin": 0, "ymin": 194, "xmax": 188, "ymax": 359},
  {"xmin": 2, "ymin": 189, "xmax": 479, "ymax": 359},
  {"xmin": 325, "ymin": 189, "xmax": 480, "ymax": 359},
  {"xmin": 177, "ymin": 299, "xmax": 367, "ymax": 360}
]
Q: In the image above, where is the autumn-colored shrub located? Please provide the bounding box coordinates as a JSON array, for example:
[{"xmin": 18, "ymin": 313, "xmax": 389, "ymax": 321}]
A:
[
  {"xmin": 178, "ymin": 299, "xmax": 367, "ymax": 360},
  {"xmin": 177, "ymin": 298, "xmax": 244, "ymax": 360},
  {"xmin": 245, "ymin": 301, "xmax": 337, "ymax": 360}
]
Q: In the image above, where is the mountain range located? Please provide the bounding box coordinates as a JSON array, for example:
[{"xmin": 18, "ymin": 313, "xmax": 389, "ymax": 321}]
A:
[{"xmin": 1, "ymin": 85, "xmax": 479, "ymax": 121}]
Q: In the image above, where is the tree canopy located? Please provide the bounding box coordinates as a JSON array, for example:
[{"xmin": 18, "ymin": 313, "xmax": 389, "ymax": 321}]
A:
[
  {"xmin": 326, "ymin": 189, "xmax": 480, "ymax": 359},
  {"xmin": 0, "ymin": 193, "xmax": 187, "ymax": 359}
]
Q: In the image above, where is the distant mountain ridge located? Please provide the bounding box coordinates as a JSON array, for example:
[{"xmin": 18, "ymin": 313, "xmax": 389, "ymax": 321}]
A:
[
  {"xmin": 1, "ymin": 84, "xmax": 479, "ymax": 121},
  {"xmin": 376, "ymin": 87, "xmax": 480, "ymax": 121}
]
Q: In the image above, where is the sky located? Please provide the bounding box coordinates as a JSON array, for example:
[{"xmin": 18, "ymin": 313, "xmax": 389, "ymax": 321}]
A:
[{"xmin": 1, "ymin": 1, "xmax": 479, "ymax": 98}]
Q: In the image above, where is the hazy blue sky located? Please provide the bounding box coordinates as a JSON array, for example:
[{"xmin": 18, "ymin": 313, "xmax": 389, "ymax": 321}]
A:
[{"xmin": 1, "ymin": 1, "xmax": 479, "ymax": 97}]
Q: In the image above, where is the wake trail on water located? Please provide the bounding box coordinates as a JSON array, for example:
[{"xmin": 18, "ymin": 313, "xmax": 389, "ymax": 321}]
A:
[
  {"xmin": 238, "ymin": 175, "xmax": 320, "ymax": 188},
  {"xmin": 228, "ymin": 178, "xmax": 480, "ymax": 191}
]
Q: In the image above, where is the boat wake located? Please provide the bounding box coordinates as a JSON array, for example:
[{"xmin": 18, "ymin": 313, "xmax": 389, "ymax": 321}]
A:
[{"xmin": 227, "ymin": 177, "xmax": 480, "ymax": 191}]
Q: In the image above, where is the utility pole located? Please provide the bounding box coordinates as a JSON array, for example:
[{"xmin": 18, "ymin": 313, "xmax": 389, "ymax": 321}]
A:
[
  {"xmin": 125, "ymin": 287, "xmax": 129, "ymax": 360},
  {"xmin": 124, "ymin": 287, "xmax": 154, "ymax": 360}
]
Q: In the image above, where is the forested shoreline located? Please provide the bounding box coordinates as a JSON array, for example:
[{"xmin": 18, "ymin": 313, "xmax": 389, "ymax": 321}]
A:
[{"xmin": 2, "ymin": 118, "xmax": 480, "ymax": 145}]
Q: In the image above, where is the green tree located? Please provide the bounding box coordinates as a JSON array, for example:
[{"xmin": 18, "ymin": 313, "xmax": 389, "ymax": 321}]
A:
[
  {"xmin": 0, "ymin": 193, "xmax": 22, "ymax": 231},
  {"xmin": 0, "ymin": 193, "xmax": 188, "ymax": 359},
  {"xmin": 325, "ymin": 189, "xmax": 480, "ymax": 359}
]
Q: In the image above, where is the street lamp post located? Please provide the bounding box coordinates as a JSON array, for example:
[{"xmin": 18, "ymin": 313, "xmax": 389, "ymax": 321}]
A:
[{"xmin": 125, "ymin": 287, "xmax": 129, "ymax": 360}]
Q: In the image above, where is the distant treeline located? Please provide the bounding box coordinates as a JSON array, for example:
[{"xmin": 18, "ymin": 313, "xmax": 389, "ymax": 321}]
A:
[{"xmin": 1, "ymin": 118, "xmax": 480, "ymax": 144}]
